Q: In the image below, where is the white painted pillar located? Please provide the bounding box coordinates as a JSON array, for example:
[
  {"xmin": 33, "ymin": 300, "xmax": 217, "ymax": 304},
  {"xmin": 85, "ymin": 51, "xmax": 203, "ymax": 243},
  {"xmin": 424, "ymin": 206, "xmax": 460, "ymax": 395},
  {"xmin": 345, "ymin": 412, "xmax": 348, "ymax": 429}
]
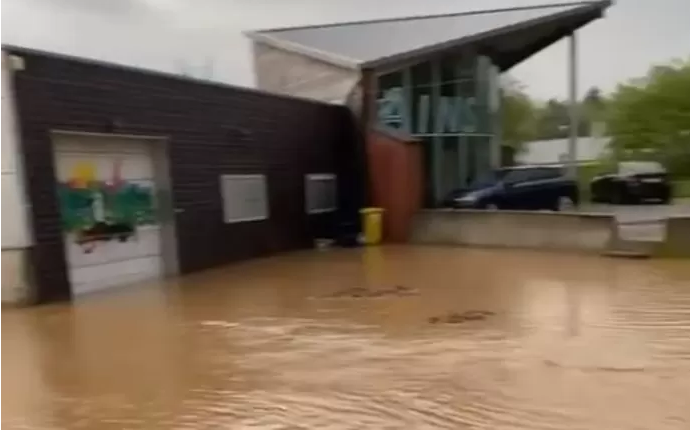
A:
[
  {"xmin": 567, "ymin": 32, "xmax": 579, "ymax": 179},
  {"xmin": 2, "ymin": 52, "xmax": 35, "ymax": 305}
]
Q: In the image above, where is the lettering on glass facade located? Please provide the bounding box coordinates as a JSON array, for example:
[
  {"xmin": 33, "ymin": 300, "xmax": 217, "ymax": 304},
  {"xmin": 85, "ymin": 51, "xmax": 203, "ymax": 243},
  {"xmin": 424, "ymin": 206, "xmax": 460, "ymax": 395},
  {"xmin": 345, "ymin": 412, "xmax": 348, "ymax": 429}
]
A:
[
  {"xmin": 377, "ymin": 88, "xmax": 404, "ymax": 129},
  {"xmin": 375, "ymin": 56, "xmax": 498, "ymax": 205},
  {"xmin": 377, "ymin": 87, "xmax": 478, "ymax": 134}
]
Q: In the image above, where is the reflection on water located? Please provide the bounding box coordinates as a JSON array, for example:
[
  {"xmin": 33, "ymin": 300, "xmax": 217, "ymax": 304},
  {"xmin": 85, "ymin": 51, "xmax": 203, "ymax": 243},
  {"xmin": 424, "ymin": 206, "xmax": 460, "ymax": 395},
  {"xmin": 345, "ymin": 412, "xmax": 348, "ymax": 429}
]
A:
[{"xmin": 3, "ymin": 247, "xmax": 690, "ymax": 429}]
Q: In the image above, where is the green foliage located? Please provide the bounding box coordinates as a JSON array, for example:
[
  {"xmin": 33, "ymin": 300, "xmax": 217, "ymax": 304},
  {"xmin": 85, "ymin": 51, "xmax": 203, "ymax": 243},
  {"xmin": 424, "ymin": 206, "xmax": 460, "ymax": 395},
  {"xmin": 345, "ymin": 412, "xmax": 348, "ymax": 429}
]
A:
[
  {"xmin": 506, "ymin": 86, "xmax": 605, "ymax": 142},
  {"xmin": 500, "ymin": 79, "xmax": 537, "ymax": 152},
  {"xmin": 535, "ymin": 99, "xmax": 570, "ymax": 139},
  {"xmin": 606, "ymin": 58, "xmax": 690, "ymax": 177},
  {"xmin": 582, "ymin": 86, "xmax": 608, "ymax": 129},
  {"xmin": 674, "ymin": 179, "xmax": 690, "ymax": 198},
  {"xmin": 532, "ymin": 89, "xmax": 604, "ymax": 140},
  {"xmin": 500, "ymin": 60, "xmax": 690, "ymax": 180}
]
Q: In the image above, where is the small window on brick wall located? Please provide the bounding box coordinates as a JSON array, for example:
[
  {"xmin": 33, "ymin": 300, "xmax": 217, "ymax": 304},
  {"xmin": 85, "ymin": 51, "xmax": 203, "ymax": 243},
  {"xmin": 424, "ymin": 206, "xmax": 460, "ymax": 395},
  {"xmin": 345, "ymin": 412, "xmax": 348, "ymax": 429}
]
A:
[
  {"xmin": 220, "ymin": 174, "xmax": 268, "ymax": 223},
  {"xmin": 305, "ymin": 173, "xmax": 337, "ymax": 214}
]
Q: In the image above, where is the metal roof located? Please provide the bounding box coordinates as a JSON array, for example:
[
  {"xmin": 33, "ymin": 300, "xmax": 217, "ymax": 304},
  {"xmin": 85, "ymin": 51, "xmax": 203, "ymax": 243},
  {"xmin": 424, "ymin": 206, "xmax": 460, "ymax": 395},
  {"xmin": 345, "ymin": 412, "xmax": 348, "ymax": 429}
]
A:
[{"xmin": 247, "ymin": 1, "xmax": 612, "ymax": 70}]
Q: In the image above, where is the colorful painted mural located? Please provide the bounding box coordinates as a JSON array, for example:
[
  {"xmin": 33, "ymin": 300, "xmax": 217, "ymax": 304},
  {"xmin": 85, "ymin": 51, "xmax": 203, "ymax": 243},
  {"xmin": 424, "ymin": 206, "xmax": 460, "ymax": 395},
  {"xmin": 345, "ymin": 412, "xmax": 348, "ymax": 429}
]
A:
[{"xmin": 57, "ymin": 160, "xmax": 156, "ymax": 253}]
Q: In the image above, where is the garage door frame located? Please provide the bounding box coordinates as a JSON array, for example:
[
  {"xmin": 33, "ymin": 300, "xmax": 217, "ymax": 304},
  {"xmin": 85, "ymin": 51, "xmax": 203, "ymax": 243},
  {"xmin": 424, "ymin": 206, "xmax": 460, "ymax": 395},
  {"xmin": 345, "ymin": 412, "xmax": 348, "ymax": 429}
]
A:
[{"xmin": 50, "ymin": 130, "xmax": 179, "ymax": 295}]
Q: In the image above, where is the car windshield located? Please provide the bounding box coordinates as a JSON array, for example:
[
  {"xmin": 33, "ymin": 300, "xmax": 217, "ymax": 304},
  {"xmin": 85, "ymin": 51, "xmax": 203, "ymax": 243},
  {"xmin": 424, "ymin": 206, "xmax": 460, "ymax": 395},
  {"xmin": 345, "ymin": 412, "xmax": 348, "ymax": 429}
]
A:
[
  {"xmin": 501, "ymin": 168, "xmax": 533, "ymax": 184},
  {"xmin": 470, "ymin": 169, "xmax": 507, "ymax": 188},
  {"xmin": 618, "ymin": 161, "xmax": 665, "ymax": 176}
]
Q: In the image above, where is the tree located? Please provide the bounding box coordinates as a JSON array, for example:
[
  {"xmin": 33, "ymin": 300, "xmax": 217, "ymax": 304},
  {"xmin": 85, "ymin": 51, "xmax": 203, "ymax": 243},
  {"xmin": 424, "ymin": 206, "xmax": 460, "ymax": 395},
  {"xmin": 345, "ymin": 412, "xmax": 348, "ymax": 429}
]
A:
[
  {"xmin": 535, "ymin": 99, "xmax": 570, "ymax": 139},
  {"xmin": 582, "ymin": 86, "xmax": 607, "ymax": 131},
  {"xmin": 500, "ymin": 78, "xmax": 537, "ymax": 153},
  {"xmin": 606, "ymin": 58, "xmax": 690, "ymax": 177},
  {"xmin": 583, "ymin": 86, "xmax": 603, "ymax": 106}
]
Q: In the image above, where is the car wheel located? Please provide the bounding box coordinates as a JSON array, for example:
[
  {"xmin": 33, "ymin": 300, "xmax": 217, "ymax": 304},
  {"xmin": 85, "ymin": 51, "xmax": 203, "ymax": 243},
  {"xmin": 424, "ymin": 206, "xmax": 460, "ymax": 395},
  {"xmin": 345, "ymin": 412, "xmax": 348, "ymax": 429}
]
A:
[
  {"xmin": 555, "ymin": 196, "xmax": 575, "ymax": 212},
  {"xmin": 484, "ymin": 202, "xmax": 499, "ymax": 211}
]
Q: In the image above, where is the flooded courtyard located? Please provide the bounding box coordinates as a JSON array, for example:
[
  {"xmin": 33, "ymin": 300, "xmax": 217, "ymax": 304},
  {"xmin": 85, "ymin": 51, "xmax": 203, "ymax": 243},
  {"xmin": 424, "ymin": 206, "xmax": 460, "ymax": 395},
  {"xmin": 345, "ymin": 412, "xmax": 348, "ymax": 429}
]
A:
[{"xmin": 2, "ymin": 246, "xmax": 690, "ymax": 429}]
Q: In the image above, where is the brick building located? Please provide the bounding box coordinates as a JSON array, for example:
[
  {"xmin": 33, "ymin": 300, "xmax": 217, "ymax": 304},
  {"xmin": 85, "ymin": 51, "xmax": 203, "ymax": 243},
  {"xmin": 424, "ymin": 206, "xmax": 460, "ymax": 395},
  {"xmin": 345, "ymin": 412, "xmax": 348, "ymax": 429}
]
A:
[{"xmin": 1, "ymin": 47, "xmax": 363, "ymax": 304}]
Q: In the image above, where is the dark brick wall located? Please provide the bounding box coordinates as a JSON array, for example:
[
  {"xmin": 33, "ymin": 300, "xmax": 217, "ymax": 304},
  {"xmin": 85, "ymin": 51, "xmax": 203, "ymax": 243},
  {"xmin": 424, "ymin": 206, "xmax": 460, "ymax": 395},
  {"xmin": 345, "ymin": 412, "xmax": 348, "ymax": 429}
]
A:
[{"xmin": 6, "ymin": 46, "xmax": 362, "ymax": 304}]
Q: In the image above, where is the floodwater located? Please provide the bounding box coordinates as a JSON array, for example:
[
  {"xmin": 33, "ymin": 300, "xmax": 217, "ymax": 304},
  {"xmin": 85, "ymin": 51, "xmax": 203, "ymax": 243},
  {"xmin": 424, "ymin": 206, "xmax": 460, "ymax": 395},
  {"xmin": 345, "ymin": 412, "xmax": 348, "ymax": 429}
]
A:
[{"xmin": 3, "ymin": 246, "xmax": 690, "ymax": 429}]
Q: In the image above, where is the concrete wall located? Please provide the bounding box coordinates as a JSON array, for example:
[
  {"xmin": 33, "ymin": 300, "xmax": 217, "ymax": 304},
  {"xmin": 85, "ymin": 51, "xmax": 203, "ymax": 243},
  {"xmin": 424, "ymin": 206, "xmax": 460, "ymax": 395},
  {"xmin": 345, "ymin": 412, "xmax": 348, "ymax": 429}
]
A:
[
  {"xmin": 411, "ymin": 210, "xmax": 615, "ymax": 252},
  {"xmin": 2, "ymin": 250, "xmax": 33, "ymax": 305},
  {"xmin": 658, "ymin": 216, "xmax": 690, "ymax": 257},
  {"xmin": 252, "ymin": 41, "xmax": 359, "ymax": 104},
  {"xmin": 2, "ymin": 52, "xmax": 34, "ymax": 305}
]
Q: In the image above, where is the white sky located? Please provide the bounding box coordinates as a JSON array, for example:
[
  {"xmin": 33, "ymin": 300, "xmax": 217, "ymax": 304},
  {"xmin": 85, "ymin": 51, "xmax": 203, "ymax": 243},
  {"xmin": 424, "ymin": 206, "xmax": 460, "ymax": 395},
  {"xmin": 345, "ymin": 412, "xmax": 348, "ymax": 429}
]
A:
[{"xmin": 2, "ymin": 0, "xmax": 689, "ymax": 100}]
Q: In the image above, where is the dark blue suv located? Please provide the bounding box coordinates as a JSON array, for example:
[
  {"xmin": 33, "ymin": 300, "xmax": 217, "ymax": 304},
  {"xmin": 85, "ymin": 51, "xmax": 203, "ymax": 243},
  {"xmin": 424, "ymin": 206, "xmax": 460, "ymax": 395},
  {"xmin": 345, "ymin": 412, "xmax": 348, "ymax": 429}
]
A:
[{"xmin": 444, "ymin": 165, "xmax": 579, "ymax": 211}]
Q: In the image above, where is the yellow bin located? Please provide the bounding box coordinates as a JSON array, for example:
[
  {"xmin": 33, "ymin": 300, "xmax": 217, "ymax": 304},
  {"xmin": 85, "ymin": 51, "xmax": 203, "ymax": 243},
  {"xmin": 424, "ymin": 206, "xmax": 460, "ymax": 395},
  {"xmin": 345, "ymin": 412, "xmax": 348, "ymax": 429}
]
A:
[{"xmin": 360, "ymin": 207, "xmax": 384, "ymax": 245}]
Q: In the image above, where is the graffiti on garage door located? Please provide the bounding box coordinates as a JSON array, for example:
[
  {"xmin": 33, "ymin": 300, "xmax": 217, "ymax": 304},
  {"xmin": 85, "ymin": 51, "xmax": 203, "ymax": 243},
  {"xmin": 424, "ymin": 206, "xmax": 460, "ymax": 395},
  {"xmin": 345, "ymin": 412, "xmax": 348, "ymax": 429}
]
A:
[{"xmin": 57, "ymin": 159, "xmax": 156, "ymax": 253}]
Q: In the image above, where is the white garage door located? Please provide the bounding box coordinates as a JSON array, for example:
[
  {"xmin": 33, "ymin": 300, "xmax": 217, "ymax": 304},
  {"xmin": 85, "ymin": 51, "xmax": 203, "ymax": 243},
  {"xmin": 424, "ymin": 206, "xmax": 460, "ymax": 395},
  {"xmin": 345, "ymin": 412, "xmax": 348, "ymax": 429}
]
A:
[{"xmin": 53, "ymin": 134, "xmax": 163, "ymax": 296}]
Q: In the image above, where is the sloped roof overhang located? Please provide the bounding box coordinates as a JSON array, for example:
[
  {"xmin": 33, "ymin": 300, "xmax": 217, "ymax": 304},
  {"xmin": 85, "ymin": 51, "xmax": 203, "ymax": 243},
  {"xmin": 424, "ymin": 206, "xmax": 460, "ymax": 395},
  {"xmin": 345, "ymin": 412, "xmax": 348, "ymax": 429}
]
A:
[{"xmin": 246, "ymin": 1, "xmax": 612, "ymax": 72}]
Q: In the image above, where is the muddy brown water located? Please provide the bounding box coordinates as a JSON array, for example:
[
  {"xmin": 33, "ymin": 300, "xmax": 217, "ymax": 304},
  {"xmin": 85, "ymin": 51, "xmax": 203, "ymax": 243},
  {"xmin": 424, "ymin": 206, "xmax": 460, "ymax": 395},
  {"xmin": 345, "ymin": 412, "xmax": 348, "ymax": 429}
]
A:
[{"xmin": 3, "ymin": 246, "xmax": 690, "ymax": 429}]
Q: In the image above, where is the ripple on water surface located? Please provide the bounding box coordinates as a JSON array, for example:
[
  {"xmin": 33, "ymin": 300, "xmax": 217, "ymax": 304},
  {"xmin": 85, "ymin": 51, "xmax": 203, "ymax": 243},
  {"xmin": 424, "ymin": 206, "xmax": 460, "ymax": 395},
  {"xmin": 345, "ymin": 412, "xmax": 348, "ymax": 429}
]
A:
[{"xmin": 2, "ymin": 247, "xmax": 690, "ymax": 429}]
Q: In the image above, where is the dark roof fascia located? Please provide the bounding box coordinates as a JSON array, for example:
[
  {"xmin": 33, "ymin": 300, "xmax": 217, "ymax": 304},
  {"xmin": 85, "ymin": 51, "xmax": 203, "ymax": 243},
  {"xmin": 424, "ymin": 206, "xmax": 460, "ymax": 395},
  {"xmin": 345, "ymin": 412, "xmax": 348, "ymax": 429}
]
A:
[
  {"xmin": 361, "ymin": 0, "xmax": 612, "ymax": 69},
  {"xmin": 1, "ymin": 44, "xmax": 346, "ymax": 108}
]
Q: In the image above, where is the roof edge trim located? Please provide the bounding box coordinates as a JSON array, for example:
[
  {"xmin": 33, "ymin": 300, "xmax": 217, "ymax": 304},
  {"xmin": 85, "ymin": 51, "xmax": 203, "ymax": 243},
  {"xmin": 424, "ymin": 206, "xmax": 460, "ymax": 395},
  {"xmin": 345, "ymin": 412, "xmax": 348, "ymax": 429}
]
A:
[
  {"xmin": 250, "ymin": 1, "xmax": 605, "ymax": 34},
  {"xmin": 361, "ymin": 0, "xmax": 612, "ymax": 69},
  {"xmin": 0, "ymin": 44, "xmax": 347, "ymax": 109},
  {"xmin": 245, "ymin": 31, "xmax": 361, "ymax": 70}
]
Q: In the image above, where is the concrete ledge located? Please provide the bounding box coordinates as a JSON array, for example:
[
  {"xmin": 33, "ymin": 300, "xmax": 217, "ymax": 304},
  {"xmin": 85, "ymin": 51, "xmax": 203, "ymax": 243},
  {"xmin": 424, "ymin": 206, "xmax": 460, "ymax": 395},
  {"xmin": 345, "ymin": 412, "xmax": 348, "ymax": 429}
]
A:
[
  {"xmin": 655, "ymin": 216, "xmax": 690, "ymax": 258},
  {"xmin": 410, "ymin": 209, "xmax": 615, "ymax": 253},
  {"xmin": 1, "ymin": 248, "xmax": 35, "ymax": 306},
  {"xmin": 607, "ymin": 221, "xmax": 659, "ymax": 258}
]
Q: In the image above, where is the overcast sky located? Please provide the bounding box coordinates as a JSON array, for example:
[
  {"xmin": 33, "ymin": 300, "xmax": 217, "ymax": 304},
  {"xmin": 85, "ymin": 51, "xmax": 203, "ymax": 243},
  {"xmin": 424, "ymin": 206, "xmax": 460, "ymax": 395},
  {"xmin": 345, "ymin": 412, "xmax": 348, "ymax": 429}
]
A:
[{"xmin": 2, "ymin": 0, "xmax": 689, "ymax": 100}]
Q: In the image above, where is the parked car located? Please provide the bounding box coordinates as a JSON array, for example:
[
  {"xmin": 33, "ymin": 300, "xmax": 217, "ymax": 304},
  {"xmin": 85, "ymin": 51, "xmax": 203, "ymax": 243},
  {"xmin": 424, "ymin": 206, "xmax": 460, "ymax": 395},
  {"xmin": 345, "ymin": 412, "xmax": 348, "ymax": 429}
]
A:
[
  {"xmin": 590, "ymin": 161, "xmax": 672, "ymax": 204},
  {"xmin": 441, "ymin": 168, "xmax": 509, "ymax": 207},
  {"xmin": 445, "ymin": 165, "xmax": 579, "ymax": 211}
]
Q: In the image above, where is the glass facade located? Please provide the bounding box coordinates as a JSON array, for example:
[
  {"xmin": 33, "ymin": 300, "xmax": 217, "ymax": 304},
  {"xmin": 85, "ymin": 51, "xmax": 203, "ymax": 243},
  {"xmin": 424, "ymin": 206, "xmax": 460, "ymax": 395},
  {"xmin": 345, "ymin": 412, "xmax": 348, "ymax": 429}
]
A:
[{"xmin": 376, "ymin": 55, "xmax": 500, "ymax": 206}]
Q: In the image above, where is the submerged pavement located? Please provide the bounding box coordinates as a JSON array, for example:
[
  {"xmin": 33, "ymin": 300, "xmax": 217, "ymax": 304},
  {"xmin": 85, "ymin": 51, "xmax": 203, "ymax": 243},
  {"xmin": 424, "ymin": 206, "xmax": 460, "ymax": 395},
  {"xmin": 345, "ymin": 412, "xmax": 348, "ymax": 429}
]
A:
[{"xmin": 3, "ymin": 246, "xmax": 690, "ymax": 429}]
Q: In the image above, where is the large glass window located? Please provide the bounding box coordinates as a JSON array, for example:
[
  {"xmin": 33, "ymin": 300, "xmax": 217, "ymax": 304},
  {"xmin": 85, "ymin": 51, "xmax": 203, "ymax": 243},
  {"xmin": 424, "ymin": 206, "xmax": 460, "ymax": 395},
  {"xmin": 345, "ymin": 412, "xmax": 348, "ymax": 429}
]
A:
[
  {"xmin": 467, "ymin": 135, "xmax": 492, "ymax": 184},
  {"xmin": 377, "ymin": 71, "xmax": 404, "ymax": 130},
  {"xmin": 440, "ymin": 57, "xmax": 457, "ymax": 83},
  {"xmin": 411, "ymin": 61, "xmax": 432, "ymax": 87},
  {"xmin": 436, "ymin": 82, "xmax": 458, "ymax": 134},
  {"xmin": 441, "ymin": 137, "xmax": 461, "ymax": 198},
  {"xmin": 411, "ymin": 84, "xmax": 433, "ymax": 135},
  {"xmin": 375, "ymin": 54, "xmax": 499, "ymax": 206}
]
